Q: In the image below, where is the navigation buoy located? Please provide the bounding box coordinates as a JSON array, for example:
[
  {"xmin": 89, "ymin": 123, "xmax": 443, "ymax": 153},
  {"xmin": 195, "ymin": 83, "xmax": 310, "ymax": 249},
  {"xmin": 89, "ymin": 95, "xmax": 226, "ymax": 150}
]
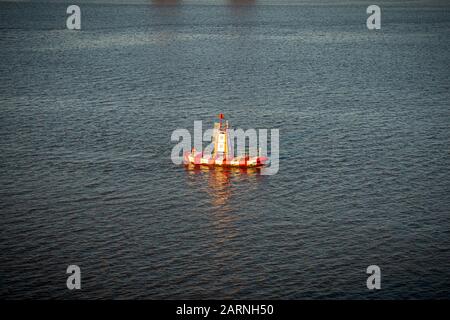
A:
[{"xmin": 184, "ymin": 114, "xmax": 268, "ymax": 168}]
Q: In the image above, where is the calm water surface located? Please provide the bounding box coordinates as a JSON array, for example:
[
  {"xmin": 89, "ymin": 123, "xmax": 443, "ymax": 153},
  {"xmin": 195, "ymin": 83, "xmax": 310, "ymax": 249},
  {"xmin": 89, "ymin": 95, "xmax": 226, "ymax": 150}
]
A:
[{"xmin": 0, "ymin": 1, "xmax": 449, "ymax": 299}]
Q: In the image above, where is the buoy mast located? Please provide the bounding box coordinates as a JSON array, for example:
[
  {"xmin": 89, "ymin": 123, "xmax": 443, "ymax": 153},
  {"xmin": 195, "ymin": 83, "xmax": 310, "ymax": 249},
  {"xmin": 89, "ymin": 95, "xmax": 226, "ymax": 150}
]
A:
[{"xmin": 213, "ymin": 113, "xmax": 233, "ymax": 159}]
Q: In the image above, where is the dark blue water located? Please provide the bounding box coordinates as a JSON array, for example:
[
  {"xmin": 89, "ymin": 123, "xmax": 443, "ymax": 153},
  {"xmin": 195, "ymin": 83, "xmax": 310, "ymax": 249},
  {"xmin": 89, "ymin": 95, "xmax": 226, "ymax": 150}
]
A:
[{"xmin": 0, "ymin": 1, "xmax": 449, "ymax": 299}]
